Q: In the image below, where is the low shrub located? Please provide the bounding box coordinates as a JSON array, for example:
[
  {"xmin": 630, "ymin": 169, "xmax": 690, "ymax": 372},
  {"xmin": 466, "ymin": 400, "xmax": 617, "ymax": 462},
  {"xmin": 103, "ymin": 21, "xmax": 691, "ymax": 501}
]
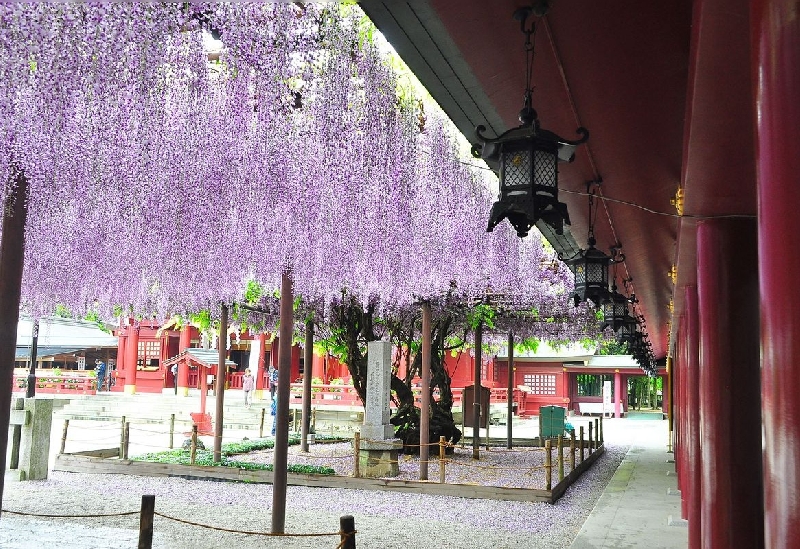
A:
[{"xmin": 131, "ymin": 436, "xmax": 334, "ymax": 476}]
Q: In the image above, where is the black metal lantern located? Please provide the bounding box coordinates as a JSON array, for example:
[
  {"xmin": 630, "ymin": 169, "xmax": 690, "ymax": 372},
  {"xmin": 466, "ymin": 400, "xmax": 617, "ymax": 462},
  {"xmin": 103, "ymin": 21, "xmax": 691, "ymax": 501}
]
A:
[
  {"xmin": 473, "ymin": 6, "xmax": 588, "ymax": 238},
  {"xmin": 617, "ymin": 312, "xmax": 639, "ymax": 345},
  {"xmin": 565, "ymin": 189, "xmax": 623, "ymax": 307},
  {"xmin": 566, "ymin": 237, "xmax": 611, "ymax": 306},
  {"xmin": 603, "ymin": 283, "xmax": 629, "ymax": 332}
]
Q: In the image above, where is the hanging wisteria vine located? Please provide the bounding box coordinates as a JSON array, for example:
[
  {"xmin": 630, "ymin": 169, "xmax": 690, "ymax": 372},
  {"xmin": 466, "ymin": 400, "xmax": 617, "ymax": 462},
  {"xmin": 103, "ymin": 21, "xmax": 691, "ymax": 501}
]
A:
[{"xmin": 0, "ymin": 2, "xmax": 597, "ymax": 343}]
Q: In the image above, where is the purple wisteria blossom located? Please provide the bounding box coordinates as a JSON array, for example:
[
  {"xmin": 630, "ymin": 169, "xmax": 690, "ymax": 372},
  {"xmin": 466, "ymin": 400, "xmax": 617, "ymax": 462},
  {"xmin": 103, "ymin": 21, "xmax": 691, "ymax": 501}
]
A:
[{"xmin": 0, "ymin": 3, "xmax": 595, "ymax": 343}]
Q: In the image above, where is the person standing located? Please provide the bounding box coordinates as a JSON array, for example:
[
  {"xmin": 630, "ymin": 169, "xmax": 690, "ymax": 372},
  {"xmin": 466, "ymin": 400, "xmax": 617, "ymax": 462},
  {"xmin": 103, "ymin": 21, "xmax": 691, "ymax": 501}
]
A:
[
  {"xmin": 270, "ymin": 394, "xmax": 278, "ymax": 436},
  {"xmin": 269, "ymin": 366, "xmax": 278, "ymax": 401},
  {"xmin": 95, "ymin": 359, "xmax": 106, "ymax": 391},
  {"xmin": 171, "ymin": 363, "xmax": 178, "ymax": 395},
  {"xmin": 242, "ymin": 368, "xmax": 255, "ymax": 408}
]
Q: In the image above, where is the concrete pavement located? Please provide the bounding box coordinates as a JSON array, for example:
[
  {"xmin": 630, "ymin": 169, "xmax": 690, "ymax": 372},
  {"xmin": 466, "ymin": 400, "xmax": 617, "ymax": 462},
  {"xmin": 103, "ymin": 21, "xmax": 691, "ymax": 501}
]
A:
[{"xmin": 570, "ymin": 412, "xmax": 688, "ymax": 549}]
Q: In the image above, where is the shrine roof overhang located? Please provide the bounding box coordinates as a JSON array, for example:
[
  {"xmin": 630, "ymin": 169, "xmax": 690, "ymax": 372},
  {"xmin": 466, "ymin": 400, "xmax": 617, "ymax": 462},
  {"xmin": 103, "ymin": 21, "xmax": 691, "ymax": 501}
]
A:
[
  {"xmin": 360, "ymin": 0, "xmax": 757, "ymax": 360},
  {"xmin": 163, "ymin": 348, "xmax": 237, "ymax": 369}
]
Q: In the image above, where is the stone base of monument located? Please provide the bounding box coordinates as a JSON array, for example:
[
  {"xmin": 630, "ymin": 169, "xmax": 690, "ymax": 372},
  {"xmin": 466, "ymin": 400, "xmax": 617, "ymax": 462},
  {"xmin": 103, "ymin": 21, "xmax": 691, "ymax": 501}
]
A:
[{"xmin": 358, "ymin": 438, "xmax": 401, "ymax": 478}]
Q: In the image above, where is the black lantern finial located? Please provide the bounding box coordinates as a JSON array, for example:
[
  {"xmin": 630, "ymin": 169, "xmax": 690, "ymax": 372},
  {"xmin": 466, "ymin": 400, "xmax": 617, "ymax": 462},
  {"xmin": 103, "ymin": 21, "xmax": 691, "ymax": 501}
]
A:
[{"xmin": 473, "ymin": 5, "xmax": 588, "ymax": 239}]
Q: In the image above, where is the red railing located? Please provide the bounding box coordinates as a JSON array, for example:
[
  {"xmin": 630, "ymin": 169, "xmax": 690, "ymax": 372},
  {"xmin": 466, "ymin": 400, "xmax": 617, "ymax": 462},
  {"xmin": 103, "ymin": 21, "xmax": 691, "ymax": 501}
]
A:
[
  {"xmin": 13, "ymin": 374, "xmax": 97, "ymax": 395},
  {"xmin": 288, "ymin": 384, "xmax": 363, "ymax": 406},
  {"xmin": 287, "ymin": 384, "xmax": 527, "ymax": 413}
]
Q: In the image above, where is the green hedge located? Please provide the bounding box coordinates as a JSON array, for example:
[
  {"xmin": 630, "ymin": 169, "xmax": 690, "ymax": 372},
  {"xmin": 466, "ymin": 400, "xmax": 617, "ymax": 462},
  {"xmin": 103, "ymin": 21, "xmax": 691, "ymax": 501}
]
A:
[{"xmin": 131, "ymin": 436, "xmax": 337, "ymax": 476}]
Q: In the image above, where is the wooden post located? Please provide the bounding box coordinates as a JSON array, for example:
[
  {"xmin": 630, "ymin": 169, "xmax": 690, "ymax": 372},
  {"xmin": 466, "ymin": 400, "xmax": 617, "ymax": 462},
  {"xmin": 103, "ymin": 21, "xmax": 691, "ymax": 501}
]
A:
[
  {"xmin": 594, "ymin": 418, "xmax": 600, "ymax": 449},
  {"xmin": 271, "ymin": 271, "xmax": 293, "ymax": 534},
  {"xmin": 169, "ymin": 414, "xmax": 175, "ymax": 450},
  {"xmin": 312, "ymin": 408, "xmax": 317, "ymax": 433},
  {"xmin": 507, "ymin": 331, "xmax": 514, "ymax": 449},
  {"xmin": 213, "ymin": 303, "xmax": 228, "ymax": 464},
  {"xmin": 137, "ymin": 495, "xmax": 155, "ymax": 549},
  {"xmin": 589, "ymin": 421, "xmax": 594, "ymax": 454},
  {"xmin": 558, "ymin": 435, "xmax": 564, "ymax": 481},
  {"xmin": 123, "ymin": 422, "xmax": 130, "ymax": 460},
  {"xmin": 545, "ymin": 439, "xmax": 552, "ymax": 491},
  {"xmin": 60, "ymin": 419, "xmax": 70, "ymax": 455},
  {"xmin": 9, "ymin": 398, "xmax": 23, "ymax": 469},
  {"xmin": 353, "ymin": 432, "xmax": 361, "ymax": 478},
  {"xmin": 26, "ymin": 321, "xmax": 38, "ymax": 398},
  {"xmin": 0, "ymin": 166, "xmax": 29, "ymax": 508},
  {"xmin": 301, "ymin": 319, "xmax": 314, "ymax": 453},
  {"xmin": 599, "ymin": 416, "xmax": 604, "ymax": 445},
  {"xmin": 292, "ymin": 408, "xmax": 298, "ymax": 433},
  {"xmin": 119, "ymin": 415, "xmax": 126, "ymax": 459},
  {"xmin": 190, "ymin": 425, "xmax": 198, "ymax": 465},
  {"xmin": 420, "ymin": 301, "xmax": 431, "ymax": 480},
  {"xmin": 570, "ymin": 429, "xmax": 576, "ymax": 471},
  {"xmin": 473, "ymin": 320, "xmax": 482, "ymax": 460},
  {"xmin": 579, "ymin": 426, "xmax": 585, "ymax": 463},
  {"xmin": 339, "ymin": 515, "xmax": 356, "ymax": 549},
  {"xmin": 259, "ymin": 408, "xmax": 266, "ymax": 438},
  {"xmin": 439, "ymin": 436, "xmax": 446, "ymax": 484}
]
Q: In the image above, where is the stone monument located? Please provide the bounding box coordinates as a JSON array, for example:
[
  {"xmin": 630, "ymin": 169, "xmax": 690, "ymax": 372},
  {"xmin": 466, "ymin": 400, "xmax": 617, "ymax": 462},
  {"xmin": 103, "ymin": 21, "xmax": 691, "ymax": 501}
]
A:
[
  {"xmin": 9, "ymin": 397, "xmax": 53, "ymax": 481},
  {"xmin": 359, "ymin": 340, "xmax": 400, "ymax": 477}
]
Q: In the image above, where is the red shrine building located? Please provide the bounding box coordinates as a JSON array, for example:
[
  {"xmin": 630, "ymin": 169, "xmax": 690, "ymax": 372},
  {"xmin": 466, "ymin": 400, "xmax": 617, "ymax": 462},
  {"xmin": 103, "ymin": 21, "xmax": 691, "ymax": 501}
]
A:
[
  {"xmin": 113, "ymin": 320, "xmax": 662, "ymax": 420},
  {"xmin": 112, "ymin": 320, "xmax": 349, "ymax": 398}
]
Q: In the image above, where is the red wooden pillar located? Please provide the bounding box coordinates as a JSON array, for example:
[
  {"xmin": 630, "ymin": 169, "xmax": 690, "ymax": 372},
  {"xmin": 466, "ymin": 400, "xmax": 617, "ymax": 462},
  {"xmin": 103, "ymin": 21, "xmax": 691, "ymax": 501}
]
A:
[
  {"xmin": 753, "ymin": 2, "xmax": 800, "ymax": 546},
  {"xmin": 255, "ymin": 332, "xmax": 266, "ymax": 398},
  {"xmin": 177, "ymin": 325, "xmax": 191, "ymax": 396},
  {"xmin": 124, "ymin": 324, "xmax": 140, "ymax": 395},
  {"xmin": 115, "ymin": 334, "xmax": 127, "ymax": 391},
  {"xmin": 613, "ymin": 369, "xmax": 621, "ymax": 418},
  {"xmin": 697, "ymin": 218, "xmax": 762, "ymax": 549},
  {"xmin": 684, "ymin": 286, "xmax": 701, "ymax": 549},
  {"xmin": 676, "ymin": 314, "xmax": 688, "ymax": 518},
  {"xmin": 311, "ymin": 353, "xmax": 324, "ymax": 383}
]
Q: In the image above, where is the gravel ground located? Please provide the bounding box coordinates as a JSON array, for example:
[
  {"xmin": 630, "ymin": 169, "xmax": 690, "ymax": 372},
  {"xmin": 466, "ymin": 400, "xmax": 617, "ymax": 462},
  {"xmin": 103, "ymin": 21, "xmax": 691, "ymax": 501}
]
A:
[
  {"xmin": 237, "ymin": 440, "xmax": 586, "ymax": 488},
  {"xmin": 0, "ymin": 443, "xmax": 627, "ymax": 549}
]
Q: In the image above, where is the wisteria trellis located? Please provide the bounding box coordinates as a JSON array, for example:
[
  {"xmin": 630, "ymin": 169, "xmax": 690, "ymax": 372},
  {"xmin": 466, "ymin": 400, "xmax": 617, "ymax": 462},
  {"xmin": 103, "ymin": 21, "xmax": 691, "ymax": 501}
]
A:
[{"xmin": 0, "ymin": 2, "xmax": 597, "ymax": 342}]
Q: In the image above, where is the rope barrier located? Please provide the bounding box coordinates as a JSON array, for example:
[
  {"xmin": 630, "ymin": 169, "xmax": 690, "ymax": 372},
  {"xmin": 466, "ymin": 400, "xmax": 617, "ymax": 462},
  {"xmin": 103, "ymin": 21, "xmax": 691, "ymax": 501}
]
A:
[
  {"xmin": 441, "ymin": 460, "xmax": 548, "ymax": 472},
  {"xmin": 484, "ymin": 447, "xmax": 546, "ymax": 454},
  {"xmin": 336, "ymin": 533, "xmax": 356, "ymax": 549},
  {"xmin": 359, "ymin": 438, "xmax": 446, "ymax": 448},
  {"xmin": 128, "ymin": 425, "xmax": 177, "ymax": 434},
  {"xmin": 3, "ymin": 508, "xmax": 357, "ymax": 544},
  {"xmin": 63, "ymin": 435, "xmax": 120, "ymax": 443},
  {"xmin": 288, "ymin": 453, "xmax": 353, "ymax": 461},
  {"xmin": 65, "ymin": 423, "xmax": 119, "ymax": 431},
  {"xmin": 152, "ymin": 511, "xmax": 351, "ymax": 538},
  {"xmin": 2, "ymin": 509, "xmax": 138, "ymax": 518}
]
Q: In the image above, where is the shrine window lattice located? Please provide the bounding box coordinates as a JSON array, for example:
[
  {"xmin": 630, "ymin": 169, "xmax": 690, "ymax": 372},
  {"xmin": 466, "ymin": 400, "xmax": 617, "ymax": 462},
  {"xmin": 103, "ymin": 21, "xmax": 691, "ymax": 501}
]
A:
[{"xmin": 523, "ymin": 373, "xmax": 557, "ymax": 395}]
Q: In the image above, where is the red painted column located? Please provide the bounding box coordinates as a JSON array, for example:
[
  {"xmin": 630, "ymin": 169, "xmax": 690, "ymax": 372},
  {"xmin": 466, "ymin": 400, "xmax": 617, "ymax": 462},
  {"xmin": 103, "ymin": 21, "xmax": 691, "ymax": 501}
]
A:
[
  {"xmin": 124, "ymin": 324, "xmax": 140, "ymax": 395},
  {"xmin": 177, "ymin": 325, "xmax": 191, "ymax": 396},
  {"xmin": 677, "ymin": 315, "xmax": 689, "ymax": 518},
  {"xmin": 613, "ymin": 369, "xmax": 621, "ymax": 418},
  {"xmin": 311, "ymin": 354, "xmax": 324, "ymax": 383},
  {"xmin": 697, "ymin": 219, "xmax": 762, "ymax": 549},
  {"xmin": 683, "ymin": 311, "xmax": 692, "ymax": 517},
  {"xmin": 753, "ymin": 2, "xmax": 800, "ymax": 546},
  {"xmin": 684, "ymin": 286, "xmax": 701, "ymax": 549},
  {"xmin": 255, "ymin": 332, "xmax": 267, "ymax": 397},
  {"xmin": 115, "ymin": 334, "xmax": 127, "ymax": 390}
]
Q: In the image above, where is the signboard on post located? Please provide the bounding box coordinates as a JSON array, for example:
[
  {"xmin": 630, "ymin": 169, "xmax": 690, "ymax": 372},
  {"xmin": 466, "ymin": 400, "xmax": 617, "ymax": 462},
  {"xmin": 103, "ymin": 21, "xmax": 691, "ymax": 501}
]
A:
[
  {"xmin": 77, "ymin": 356, "xmax": 86, "ymax": 371},
  {"xmin": 603, "ymin": 380, "xmax": 612, "ymax": 417}
]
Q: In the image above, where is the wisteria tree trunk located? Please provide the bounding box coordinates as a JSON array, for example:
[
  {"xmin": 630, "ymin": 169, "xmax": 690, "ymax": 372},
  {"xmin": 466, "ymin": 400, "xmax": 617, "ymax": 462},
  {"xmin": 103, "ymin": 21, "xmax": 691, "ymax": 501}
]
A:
[{"xmin": 328, "ymin": 296, "xmax": 462, "ymax": 453}]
